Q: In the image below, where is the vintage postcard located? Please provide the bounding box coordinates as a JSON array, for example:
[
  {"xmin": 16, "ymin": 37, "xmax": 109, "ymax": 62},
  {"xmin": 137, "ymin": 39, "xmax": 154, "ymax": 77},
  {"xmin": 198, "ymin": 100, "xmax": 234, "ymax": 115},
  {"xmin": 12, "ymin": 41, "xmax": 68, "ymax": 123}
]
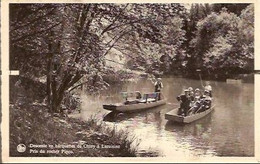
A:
[{"xmin": 1, "ymin": 0, "xmax": 260, "ymax": 163}]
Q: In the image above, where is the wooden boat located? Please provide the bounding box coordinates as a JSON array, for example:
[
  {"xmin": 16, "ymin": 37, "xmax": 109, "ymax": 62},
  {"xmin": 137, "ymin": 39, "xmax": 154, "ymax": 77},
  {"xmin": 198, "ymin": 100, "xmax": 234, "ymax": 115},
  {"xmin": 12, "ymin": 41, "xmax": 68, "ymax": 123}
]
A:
[
  {"xmin": 226, "ymin": 79, "xmax": 242, "ymax": 84},
  {"xmin": 103, "ymin": 99, "xmax": 166, "ymax": 112},
  {"xmin": 165, "ymin": 105, "xmax": 215, "ymax": 123},
  {"xmin": 103, "ymin": 92, "xmax": 166, "ymax": 112}
]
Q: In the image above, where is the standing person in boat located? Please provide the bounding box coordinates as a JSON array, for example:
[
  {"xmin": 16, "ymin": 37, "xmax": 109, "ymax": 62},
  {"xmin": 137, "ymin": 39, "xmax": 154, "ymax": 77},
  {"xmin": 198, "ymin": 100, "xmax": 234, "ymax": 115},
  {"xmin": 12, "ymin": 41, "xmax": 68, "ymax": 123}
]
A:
[
  {"xmin": 176, "ymin": 89, "xmax": 191, "ymax": 116},
  {"xmin": 154, "ymin": 78, "xmax": 163, "ymax": 100},
  {"xmin": 154, "ymin": 78, "xmax": 163, "ymax": 92},
  {"xmin": 203, "ymin": 81, "xmax": 212, "ymax": 97}
]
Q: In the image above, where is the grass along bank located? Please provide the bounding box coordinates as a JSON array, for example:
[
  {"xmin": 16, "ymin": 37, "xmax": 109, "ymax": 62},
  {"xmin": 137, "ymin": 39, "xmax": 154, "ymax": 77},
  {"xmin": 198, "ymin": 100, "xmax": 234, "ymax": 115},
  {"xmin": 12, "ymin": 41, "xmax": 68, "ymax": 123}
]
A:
[
  {"xmin": 10, "ymin": 103, "xmax": 140, "ymax": 157},
  {"xmin": 9, "ymin": 76, "xmax": 157, "ymax": 157}
]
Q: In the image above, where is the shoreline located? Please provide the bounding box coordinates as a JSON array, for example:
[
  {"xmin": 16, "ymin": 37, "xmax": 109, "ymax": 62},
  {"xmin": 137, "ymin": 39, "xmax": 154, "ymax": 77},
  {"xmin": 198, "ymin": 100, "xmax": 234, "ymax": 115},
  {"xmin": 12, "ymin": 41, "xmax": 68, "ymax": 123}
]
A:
[
  {"xmin": 103, "ymin": 68, "xmax": 254, "ymax": 84},
  {"xmin": 9, "ymin": 77, "xmax": 158, "ymax": 157},
  {"xmin": 10, "ymin": 102, "xmax": 149, "ymax": 157}
]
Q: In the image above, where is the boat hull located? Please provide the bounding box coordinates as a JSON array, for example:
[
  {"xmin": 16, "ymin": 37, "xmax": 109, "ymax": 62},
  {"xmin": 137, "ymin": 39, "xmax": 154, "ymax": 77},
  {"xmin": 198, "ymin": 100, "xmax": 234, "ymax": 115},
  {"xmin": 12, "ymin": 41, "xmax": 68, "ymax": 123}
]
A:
[
  {"xmin": 103, "ymin": 99, "xmax": 166, "ymax": 113},
  {"xmin": 226, "ymin": 79, "xmax": 242, "ymax": 84},
  {"xmin": 165, "ymin": 106, "xmax": 215, "ymax": 123}
]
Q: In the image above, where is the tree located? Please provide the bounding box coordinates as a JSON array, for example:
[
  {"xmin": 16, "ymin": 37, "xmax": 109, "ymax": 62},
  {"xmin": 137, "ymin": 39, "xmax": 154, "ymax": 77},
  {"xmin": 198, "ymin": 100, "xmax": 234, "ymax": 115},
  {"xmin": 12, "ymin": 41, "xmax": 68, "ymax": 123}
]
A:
[
  {"xmin": 189, "ymin": 9, "xmax": 239, "ymax": 71},
  {"xmin": 183, "ymin": 3, "xmax": 213, "ymax": 73},
  {"xmin": 236, "ymin": 4, "xmax": 254, "ymax": 71},
  {"xmin": 211, "ymin": 3, "xmax": 250, "ymax": 15},
  {"xmin": 190, "ymin": 4, "xmax": 254, "ymax": 77},
  {"xmin": 118, "ymin": 4, "xmax": 186, "ymax": 75},
  {"xmin": 10, "ymin": 3, "xmax": 186, "ymax": 113}
]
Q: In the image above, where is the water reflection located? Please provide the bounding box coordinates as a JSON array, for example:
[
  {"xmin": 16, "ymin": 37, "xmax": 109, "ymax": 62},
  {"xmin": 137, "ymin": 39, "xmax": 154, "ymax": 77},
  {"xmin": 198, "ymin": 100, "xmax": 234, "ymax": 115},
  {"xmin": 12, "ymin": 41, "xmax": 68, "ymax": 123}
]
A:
[
  {"xmin": 165, "ymin": 114, "xmax": 214, "ymax": 156},
  {"xmin": 165, "ymin": 113, "xmax": 213, "ymax": 135},
  {"xmin": 80, "ymin": 77, "xmax": 254, "ymax": 157},
  {"xmin": 103, "ymin": 105, "xmax": 164, "ymax": 123}
]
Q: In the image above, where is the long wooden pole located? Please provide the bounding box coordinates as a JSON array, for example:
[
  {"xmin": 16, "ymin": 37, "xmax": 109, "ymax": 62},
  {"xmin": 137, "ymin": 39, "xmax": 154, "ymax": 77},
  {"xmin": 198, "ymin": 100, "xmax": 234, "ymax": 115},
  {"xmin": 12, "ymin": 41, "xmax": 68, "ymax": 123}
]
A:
[{"xmin": 197, "ymin": 69, "xmax": 203, "ymax": 88}]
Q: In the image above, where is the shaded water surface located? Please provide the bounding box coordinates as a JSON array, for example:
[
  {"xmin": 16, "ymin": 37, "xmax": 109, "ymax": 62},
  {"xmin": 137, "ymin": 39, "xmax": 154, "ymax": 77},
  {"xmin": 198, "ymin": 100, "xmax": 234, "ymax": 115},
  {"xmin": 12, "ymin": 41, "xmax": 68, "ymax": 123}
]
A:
[{"xmin": 79, "ymin": 77, "xmax": 254, "ymax": 157}]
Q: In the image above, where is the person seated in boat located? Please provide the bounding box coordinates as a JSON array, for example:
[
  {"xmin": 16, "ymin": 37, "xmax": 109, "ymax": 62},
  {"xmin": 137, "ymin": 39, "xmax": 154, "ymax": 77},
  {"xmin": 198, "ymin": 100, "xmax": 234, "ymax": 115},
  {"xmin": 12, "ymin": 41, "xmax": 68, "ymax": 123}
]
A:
[
  {"xmin": 194, "ymin": 90, "xmax": 212, "ymax": 113},
  {"xmin": 188, "ymin": 89, "xmax": 212, "ymax": 115},
  {"xmin": 203, "ymin": 81, "xmax": 212, "ymax": 97},
  {"xmin": 135, "ymin": 91, "xmax": 142, "ymax": 99},
  {"xmin": 188, "ymin": 88, "xmax": 201, "ymax": 110},
  {"xmin": 203, "ymin": 90, "xmax": 212, "ymax": 109},
  {"xmin": 194, "ymin": 88, "xmax": 202, "ymax": 101},
  {"xmin": 124, "ymin": 92, "xmax": 142, "ymax": 105},
  {"xmin": 176, "ymin": 89, "xmax": 191, "ymax": 116},
  {"xmin": 188, "ymin": 87, "xmax": 195, "ymax": 101},
  {"xmin": 138, "ymin": 93, "xmax": 156, "ymax": 103},
  {"xmin": 187, "ymin": 98, "xmax": 203, "ymax": 115}
]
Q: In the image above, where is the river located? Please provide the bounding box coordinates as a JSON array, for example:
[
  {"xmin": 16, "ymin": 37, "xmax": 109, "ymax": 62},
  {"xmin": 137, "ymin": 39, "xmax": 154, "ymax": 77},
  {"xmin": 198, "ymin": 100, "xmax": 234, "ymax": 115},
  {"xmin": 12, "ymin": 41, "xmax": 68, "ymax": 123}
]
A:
[{"xmin": 77, "ymin": 77, "xmax": 254, "ymax": 157}]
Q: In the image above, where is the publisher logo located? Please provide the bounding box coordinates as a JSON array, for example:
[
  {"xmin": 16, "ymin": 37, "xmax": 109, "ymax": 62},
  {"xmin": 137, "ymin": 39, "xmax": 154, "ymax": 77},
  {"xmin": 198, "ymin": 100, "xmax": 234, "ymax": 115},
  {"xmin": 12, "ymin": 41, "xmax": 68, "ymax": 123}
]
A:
[{"xmin": 17, "ymin": 144, "xmax": 26, "ymax": 153}]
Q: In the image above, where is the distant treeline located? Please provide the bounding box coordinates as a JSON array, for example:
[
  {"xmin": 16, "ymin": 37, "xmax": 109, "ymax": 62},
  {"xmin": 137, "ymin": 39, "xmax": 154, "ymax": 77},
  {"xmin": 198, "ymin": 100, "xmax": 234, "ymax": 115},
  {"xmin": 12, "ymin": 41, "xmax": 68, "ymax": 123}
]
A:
[{"xmin": 126, "ymin": 4, "xmax": 254, "ymax": 80}]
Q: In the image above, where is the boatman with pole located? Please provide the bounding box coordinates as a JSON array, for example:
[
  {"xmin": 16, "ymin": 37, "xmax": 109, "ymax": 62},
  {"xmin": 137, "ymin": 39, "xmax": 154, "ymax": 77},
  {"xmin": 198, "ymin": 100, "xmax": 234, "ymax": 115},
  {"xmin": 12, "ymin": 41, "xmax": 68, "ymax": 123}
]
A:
[
  {"xmin": 154, "ymin": 78, "xmax": 163, "ymax": 100},
  {"xmin": 196, "ymin": 69, "xmax": 212, "ymax": 97}
]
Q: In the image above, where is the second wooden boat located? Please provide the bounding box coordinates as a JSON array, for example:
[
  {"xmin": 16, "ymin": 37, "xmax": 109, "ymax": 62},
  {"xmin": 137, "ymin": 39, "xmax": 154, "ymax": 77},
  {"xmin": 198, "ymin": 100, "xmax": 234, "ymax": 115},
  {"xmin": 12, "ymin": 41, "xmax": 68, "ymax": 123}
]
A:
[
  {"xmin": 165, "ymin": 105, "xmax": 215, "ymax": 123},
  {"xmin": 226, "ymin": 79, "xmax": 242, "ymax": 84}
]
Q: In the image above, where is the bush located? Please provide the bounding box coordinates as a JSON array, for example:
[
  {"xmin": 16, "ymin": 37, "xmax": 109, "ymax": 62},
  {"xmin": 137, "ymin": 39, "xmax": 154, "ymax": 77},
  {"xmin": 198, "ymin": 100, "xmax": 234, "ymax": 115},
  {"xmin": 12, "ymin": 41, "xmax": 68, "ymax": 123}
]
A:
[{"xmin": 10, "ymin": 103, "xmax": 141, "ymax": 157}]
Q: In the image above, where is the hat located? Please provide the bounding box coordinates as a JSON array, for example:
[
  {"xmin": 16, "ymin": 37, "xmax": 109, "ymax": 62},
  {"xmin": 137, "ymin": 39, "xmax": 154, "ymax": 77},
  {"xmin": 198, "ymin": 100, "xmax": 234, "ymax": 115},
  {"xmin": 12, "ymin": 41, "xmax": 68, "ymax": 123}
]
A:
[
  {"xmin": 188, "ymin": 87, "xmax": 193, "ymax": 91},
  {"xmin": 195, "ymin": 88, "xmax": 200, "ymax": 91},
  {"xmin": 184, "ymin": 89, "xmax": 189, "ymax": 92}
]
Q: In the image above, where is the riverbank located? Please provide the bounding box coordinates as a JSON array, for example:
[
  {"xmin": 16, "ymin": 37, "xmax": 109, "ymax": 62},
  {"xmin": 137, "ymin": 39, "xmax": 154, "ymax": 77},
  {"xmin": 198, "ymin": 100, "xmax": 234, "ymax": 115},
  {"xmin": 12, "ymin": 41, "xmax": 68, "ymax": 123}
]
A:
[
  {"xmin": 10, "ymin": 103, "xmax": 141, "ymax": 157},
  {"xmin": 103, "ymin": 66, "xmax": 254, "ymax": 84},
  {"xmin": 162, "ymin": 71, "xmax": 254, "ymax": 83},
  {"xmin": 9, "ymin": 77, "xmax": 157, "ymax": 157}
]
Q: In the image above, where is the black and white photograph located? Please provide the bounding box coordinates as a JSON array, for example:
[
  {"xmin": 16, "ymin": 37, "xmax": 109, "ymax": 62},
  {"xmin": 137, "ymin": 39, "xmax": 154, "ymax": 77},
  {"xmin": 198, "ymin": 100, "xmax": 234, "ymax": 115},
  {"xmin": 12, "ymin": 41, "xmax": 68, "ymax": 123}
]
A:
[{"xmin": 1, "ymin": 0, "xmax": 258, "ymax": 162}]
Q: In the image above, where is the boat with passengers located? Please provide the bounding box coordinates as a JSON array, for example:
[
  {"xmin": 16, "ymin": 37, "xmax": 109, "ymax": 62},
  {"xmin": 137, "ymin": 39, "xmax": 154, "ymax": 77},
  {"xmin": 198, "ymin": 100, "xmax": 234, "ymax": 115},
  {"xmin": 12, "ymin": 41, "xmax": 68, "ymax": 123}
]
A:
[
  {"xmin": 103, "ymin": 91, "xmax": 166, "ymax": 113},
  {"xmin": 165, "ymin": 87, "xmax": 214, "ymax": 123}
]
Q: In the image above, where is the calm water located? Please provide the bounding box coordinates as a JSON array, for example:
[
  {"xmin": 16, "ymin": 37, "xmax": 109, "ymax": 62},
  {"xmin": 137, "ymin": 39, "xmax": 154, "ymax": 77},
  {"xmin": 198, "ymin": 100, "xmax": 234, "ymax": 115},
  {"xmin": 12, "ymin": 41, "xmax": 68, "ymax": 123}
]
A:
[{"xmin": 78, "ymin": 77, "xmax": 254, "ymax": 157}]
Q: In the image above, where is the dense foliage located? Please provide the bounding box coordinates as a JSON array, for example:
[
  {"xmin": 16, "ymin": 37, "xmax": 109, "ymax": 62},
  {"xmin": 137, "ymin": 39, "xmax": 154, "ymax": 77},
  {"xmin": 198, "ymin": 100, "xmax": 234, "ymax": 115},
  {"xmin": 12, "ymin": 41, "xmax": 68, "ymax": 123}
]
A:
[
  {"xmin": 189, "ymin": 5, "xmax": 253, "ymax": 77},
  {"xmin": 10, "ymin": 3, "xmax": 254, "ymax": 112}
]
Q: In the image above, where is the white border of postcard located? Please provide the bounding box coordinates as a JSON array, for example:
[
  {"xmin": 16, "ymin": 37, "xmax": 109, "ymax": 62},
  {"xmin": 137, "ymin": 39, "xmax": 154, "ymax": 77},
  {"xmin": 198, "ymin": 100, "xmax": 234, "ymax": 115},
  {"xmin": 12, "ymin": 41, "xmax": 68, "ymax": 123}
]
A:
[{"xmin": 1, "ymin": 0, "xmax": 260, "ymax": 162}]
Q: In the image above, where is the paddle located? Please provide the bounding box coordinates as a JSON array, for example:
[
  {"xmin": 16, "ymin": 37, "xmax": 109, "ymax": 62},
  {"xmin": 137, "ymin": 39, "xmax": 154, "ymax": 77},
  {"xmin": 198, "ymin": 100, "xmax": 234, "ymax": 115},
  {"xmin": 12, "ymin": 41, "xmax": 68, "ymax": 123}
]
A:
[
  {"xmin": 196, "ymin": 69, "xmax": 204, "ymax": 88},
  {"xmin": 167, "ymin": 102, "xmax": 181, "ymax": 106}
]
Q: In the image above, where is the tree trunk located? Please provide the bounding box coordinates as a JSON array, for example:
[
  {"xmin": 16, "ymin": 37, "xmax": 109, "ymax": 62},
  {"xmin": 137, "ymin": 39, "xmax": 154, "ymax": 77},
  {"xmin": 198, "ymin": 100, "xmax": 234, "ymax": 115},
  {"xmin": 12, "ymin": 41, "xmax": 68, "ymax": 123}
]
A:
[
  {"xmin": 46, "ymin": 54, "xmax": 51, "ymax": 111},
  {"xmin": 51, "ymin": 73, "xmax": 58, "ymax": 113}
]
